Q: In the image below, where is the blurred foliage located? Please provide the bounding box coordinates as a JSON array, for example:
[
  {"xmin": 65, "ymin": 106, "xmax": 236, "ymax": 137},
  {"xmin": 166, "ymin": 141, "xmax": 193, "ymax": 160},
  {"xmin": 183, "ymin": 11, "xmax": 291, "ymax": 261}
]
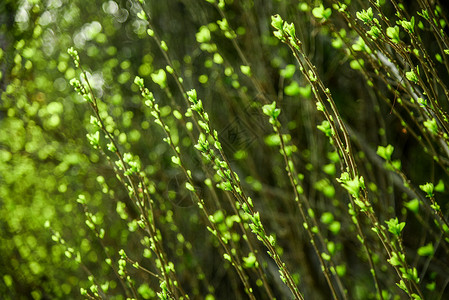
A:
[{"xmin": 1, "ymin": 0, "xmax": 449, "ymax": 299}]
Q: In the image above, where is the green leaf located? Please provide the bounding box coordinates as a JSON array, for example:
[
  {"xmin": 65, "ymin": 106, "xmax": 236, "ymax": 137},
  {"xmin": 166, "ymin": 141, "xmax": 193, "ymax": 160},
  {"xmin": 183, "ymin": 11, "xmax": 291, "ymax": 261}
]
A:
[
  {"xmin": 336, "ymin": 265, "xmax": 346, "ymax": 276},
  {"xmin": 329, "ymin": 221, "xmax": 341, "ymax": 234},
  {"xmin": 196, "ymin": 26, "xmax": 211, "ymax": 43},
  {"xmin": 151, "ymin": 69, "xmax": 167, "ymax": 89},
  {"xmin": 242, "ymin": 252, "xmax": 257, "ymax": 268},
  {"xmin": 423, "ymin": 118, "xmax": 438, "ymax": 134},
  {"xmin": 386, "ymin": 26, "xmax": 400, "ymax": 43},
  {"xmin": 356, "ymin": 7, "xmax": 373, "ymax": 24},
  {"xmin": 317, "ymin": 120, "xmax": 333, "ymax": 137},
  {"xmin": 367, "ymin": 25, "xmax": 381, "ymax": 39},
  {"xmin": 213, "ymin": 53, "xmax": 224, "ymax": 64},
  {"xmin": 419, "ymin": 182, "xmax": 434, "ymax": 197},
  {"xmin": 271, "ymin": 14, "xmax": 283, "ymax": 30},
  {"xmin": 212, "ymin": 210, "xmax": 225, "ymax": 223},
  {"xmin": 137, "ymin": 10, "xmax": 147, "ymax": 20},
  {"xmin": 312, "ymin": 4, "xmax": 332, "ymax": 20},
  {"xmin": 134, "ymin": 76, "xmax": 144, "ymax": 87},
  {"xmin": 262, "ymin": 101, "xmax": 280, "ymax": 120},
  {"xmin": 400, "ymin": 16, "xmax": 415, "ymax": 33},
  {"xmin": 321, "ymin": 252, "xmax": 331, "ymax": 261},
  {"xmin": 76, "ymin": 194, "xmax": 86, "ymax": 204},
  {"xmin": 187, "ymin": 89, "xmax": 197, "ymax": 102},
  {"xmin": 298, "ymin": 85, "xmax": 312, "ymax": 98},
  {"xmin": 264, "ymin": 134, "xmax": 281, "ymax": 146},
  {"xmin": 404, "ymin": 199, "xmax": 419, "ymax": 214},
  {"xmin": 337, "ymin": 173, "xmax": 365, "ymax": 199},
  {"xmin": 86, "ymin": 131, "xmax": 100, "ymax": 148},
  {"xmin": 385, "ymin": 218, "xmax": 406, "ymax": 236},
  {"xmin": 283, "ymin": 22, "xmax": 296, "ymax": 38},
  {"xmin": 185, "ymin": 182, "xmax": 195, "ymax": 192},
  {"xmin": 160, "ymin": 41, "xmax": 168, "ymax": 52},
  {"xmin": 284, "ymin": 81, "xmax": 301, "ymax": 96},
  {"xmin": 435, "ymin": 179, "xmax": 445, "ymax": 192},
  {"xmin": 323, "ymin": 163, "xmax": 336, "ymax": 176},
  {"xmin": 320, "ymin": 212, "xmax": 334, "ymax": 224},
  {"xmin": 406, "ymin": 69, "xmax": 419, "ymax": 83},
  {"xmin": 240, "ymin": 65, "xmax": 252, "ymax": 76},
  {"xmin": 280, "ymin": 64, "xmax": 296, "ymax": 79},
  {"xmin": 426, "ymin": 282, "xmax": 436, "ymax": 292},
  {"xmin": 349, "ymin": 59, "xmax": 364, "ymax": 70},
  {"xmin": 352, "ymin": 37, "xmax": 366, "ymax": 52},
  {"xmin": 377, "ymin": 144, "xmax": 394, "ymax": 160},
  {"xmin": 388, "ymin": 252, "xmax": 403, "ymax": 266},
  {"xmin": 171, "ymin": 156, "xmax": 180, "ymax": 166},
  {"xmin": 417, "ymin": 243, "xmax": 434, "ymax": 256}
]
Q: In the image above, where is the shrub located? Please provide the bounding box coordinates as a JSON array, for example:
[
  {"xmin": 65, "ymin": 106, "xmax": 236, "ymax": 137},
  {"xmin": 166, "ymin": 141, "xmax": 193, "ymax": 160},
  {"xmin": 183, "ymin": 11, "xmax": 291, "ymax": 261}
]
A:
[{"xmin": 2, "ymin": 0, "xmax": 449, "ymax": 299}]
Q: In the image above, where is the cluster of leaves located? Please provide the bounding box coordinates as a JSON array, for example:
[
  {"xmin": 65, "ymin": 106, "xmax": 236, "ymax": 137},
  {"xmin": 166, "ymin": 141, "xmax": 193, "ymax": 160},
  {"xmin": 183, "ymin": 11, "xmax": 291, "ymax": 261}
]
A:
[{"xmin": 2, "ymin": 0, "xmax": 449, "ymax": 299}]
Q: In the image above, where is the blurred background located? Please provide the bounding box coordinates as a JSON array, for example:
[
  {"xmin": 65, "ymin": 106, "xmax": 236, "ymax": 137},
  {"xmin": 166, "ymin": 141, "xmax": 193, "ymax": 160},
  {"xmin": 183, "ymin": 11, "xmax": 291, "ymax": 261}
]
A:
[{"xmin": 1, "ymin": 0, "xmax": 449, "ymax": 299}]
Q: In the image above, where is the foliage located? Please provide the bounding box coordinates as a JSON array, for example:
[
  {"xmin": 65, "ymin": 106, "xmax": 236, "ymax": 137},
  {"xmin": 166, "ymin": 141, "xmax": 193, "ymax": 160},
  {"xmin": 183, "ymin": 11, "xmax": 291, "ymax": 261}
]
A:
[{"xmin": 2, "ymin": 0, "xmax": 449, "ymax": 299}]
